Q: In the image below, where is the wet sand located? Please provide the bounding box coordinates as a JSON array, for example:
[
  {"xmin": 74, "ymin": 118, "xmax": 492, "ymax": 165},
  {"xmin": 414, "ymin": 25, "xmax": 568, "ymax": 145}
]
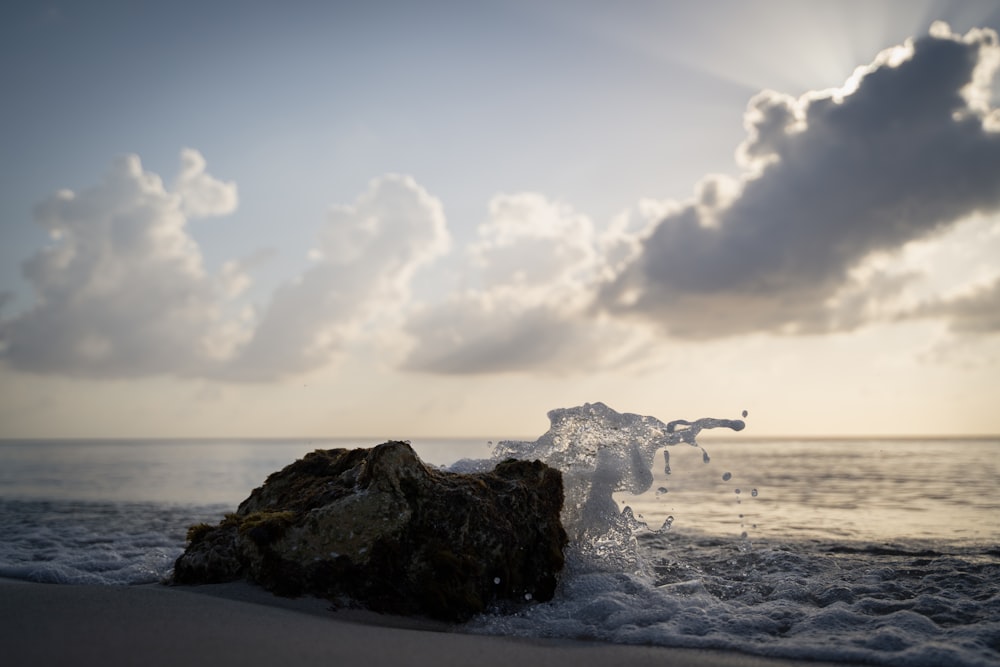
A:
[{"xmin": 0, "ymin": 578, "xmax": 861, "ymax": 667}]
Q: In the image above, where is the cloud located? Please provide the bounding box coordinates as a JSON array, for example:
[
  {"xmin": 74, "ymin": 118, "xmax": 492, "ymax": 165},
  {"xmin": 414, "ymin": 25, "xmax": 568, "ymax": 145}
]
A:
[
  {"xmin": 220, "ymin": 174, "xmax": 450, "ymax": 380},
  {"xmin": 908, "ymin": 277, "xmax": 1000, "ymax": 334},
  {"xmin": 215, "ymin": 248, "xmax": 275, "ymax": 301},
  {"xmin": 597, "ymin": 24, "xmax": 1000, "ymax": 339},
  {"xmin": 0, "ymin": 151, "xmax": 245, "ymax": 377},
  {"xmin": 401, "ymin": 293, "xmax": 594, "ymax": 375},
  {"xmin": 173, "ymin": 147, "xmax": 239, "ymax": 218},
  {"xmin": 6, "ymin": 25, "xmax": 1000, "ymax": 384},
  {"xmin": 400, "ymin": 193, "xmax": 647, "ymax": 374},
  {"xmin": 470, "ymin": 194, "xmax": 598, "ymax": 291},
  {"xmin": 0, "ymin": 161, "xmax": 451, "ymax": 381}
]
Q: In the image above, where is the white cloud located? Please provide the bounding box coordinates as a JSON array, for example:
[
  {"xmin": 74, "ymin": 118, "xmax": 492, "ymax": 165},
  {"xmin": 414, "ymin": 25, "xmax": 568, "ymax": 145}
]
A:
[
  {"xmin": 0, "ymin": 151, "xmax": 245, "ymax": 377},
  {"xmin": 172, "ymin": 147, "xmax": 238, "ymax": 218},
  {"xmin": 221, "ymin": 174, "xmax": 450, "ymax": 380},
  {"xmin": 400, "ymin": 193, "xmax": 650, "ymax": 375},
  {"xmin": 470, "ymin": 193, "xmax": 597, "ymax": 292},
  {"xmin": 216, "ymin": 248, "xmax": 276, "ymax": 300},
  {"xmin": 0, "ymin": 164, "xmax": 453, "ymax": 382}
]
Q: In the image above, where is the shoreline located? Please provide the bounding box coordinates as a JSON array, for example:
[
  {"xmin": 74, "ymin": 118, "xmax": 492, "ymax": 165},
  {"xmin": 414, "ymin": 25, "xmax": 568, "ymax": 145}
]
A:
[{"xmin": 0, "ymin": 577, "xmax": 863, "ymax": 667}]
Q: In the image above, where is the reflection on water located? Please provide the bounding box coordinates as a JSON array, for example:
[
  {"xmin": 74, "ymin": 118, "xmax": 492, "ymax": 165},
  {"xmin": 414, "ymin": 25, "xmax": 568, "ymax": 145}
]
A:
[
  {"xmin": 620, "ymin": 439, "xmax": 1000, "ymax": 546},
  {"xmin": 0, "ymin": 438, "xmax": 492, "ymax": 506},
  {"xmin": 0, "ymin": 439, "xmax": 328, "ymax": 505},
  {"xmin": 0, "ymin": 437, "xmax": 996, "ymax": 545}
]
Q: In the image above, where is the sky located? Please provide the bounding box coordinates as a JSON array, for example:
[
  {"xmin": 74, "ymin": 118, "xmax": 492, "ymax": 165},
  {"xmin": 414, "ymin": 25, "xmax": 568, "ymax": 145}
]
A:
[{"xmin": 2, "ymin": 0, "xmax": 1000, "ymax": 439}]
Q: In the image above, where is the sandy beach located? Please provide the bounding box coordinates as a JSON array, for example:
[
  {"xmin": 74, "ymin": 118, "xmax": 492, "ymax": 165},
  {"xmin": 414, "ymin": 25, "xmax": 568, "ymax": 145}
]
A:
[{"xmin": 0, "ymin": 577, "xmax": 866, "ymax": 667}]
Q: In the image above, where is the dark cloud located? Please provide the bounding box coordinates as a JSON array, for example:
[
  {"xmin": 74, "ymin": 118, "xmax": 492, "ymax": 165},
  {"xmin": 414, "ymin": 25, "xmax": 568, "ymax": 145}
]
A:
[{"xmin": 599, "ymin": 25, "xmax": 1000, "ymax": 338}]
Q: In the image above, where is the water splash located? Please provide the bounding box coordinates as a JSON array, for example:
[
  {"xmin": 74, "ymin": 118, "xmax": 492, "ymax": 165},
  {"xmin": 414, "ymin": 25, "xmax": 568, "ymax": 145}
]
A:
[{"xmin": 491, "ymin": 402, "xmax": 745, "ymax": 573}]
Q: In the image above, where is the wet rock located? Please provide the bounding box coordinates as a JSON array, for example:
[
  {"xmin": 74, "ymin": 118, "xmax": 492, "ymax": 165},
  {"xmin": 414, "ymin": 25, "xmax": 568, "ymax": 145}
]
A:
[{"xmin": 173, "ymin": 441, "xmax": 567, "ymax": 621}]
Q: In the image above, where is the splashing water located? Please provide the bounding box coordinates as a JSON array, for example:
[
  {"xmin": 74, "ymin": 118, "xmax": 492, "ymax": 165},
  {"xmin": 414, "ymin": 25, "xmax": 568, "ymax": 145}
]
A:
[
  {"xmin": 489, "ymin": 402, "xmax": 744, "ymax": 573},
  {"xmin": 467, "ymin": 406, "xmax": 1000, "ymax": 667}
]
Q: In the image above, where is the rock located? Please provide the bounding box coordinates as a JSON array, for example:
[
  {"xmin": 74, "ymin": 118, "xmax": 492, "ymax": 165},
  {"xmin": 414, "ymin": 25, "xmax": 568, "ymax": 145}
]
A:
[{"xmin": 173, "ymin": 441, "xmax": 567, "ymax": 622}]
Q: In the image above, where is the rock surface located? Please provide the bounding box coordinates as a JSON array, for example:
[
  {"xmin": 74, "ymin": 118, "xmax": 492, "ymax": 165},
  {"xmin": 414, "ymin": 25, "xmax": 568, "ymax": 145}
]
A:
[{"xmin": 173, "ymin": 441, "xmax": 567, "ymax": 621}]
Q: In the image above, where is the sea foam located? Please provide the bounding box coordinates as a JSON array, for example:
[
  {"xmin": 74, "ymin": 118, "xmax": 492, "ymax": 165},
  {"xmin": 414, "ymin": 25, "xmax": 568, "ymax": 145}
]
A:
[
  {"xmin": 0, "ymin": 500, "xmax": 225, "ymax": 585},
  {"xmin": 460, "ymin": 402, "xmax": 1000, "ymax": 667}
]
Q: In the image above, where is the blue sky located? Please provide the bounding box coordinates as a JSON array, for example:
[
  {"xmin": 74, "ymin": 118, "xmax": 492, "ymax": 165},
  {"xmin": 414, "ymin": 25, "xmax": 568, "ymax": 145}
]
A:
[{"xmin": 2, "ymin": 1, "xmax": 1000, "ymax": 438}]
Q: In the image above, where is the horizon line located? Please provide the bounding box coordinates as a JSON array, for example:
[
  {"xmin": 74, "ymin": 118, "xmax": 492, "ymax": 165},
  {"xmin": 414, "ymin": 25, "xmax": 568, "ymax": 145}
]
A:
[{"xmin": 1, "ymin": 434, "xmax": 998, "ymax": 443}]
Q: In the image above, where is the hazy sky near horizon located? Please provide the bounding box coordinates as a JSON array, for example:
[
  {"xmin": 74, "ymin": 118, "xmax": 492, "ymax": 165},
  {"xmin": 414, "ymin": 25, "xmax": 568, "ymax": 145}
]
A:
[{"xmin": 2, "ymin": 0, "xmax": 1000, "ymax": 439}]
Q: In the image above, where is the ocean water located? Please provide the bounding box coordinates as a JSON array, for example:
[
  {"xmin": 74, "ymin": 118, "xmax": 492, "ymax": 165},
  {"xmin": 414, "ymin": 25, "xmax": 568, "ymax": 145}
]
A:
[{"xmin": 1, "ymin": 404, "xmax": 998, "ymax": 666}]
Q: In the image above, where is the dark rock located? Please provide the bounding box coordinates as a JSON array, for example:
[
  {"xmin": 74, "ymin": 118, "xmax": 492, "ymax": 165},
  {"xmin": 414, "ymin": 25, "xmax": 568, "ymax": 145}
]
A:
[{"xmin": 173, "ymin": 441, "xmax": 567, "ymax": 622}]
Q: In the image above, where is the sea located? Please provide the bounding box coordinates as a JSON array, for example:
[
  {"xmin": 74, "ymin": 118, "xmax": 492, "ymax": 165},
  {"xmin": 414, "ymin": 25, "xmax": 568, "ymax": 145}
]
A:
[{"xmin": 1, "ymin": 403, "xmax": 998, "ymax": 667}]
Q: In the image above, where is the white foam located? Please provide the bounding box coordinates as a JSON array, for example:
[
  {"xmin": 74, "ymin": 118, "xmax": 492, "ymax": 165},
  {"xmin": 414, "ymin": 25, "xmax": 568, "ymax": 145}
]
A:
[
  {"xmin": 465, "ymin": 403, "xmax": 1000, "ymax": 667},
  {"xmin": 0, "ymin": 500, "xmax": 225, "ymax": 585},
  {"xmin": 470, "ymin": 534, "xmax": 1000, "ymax": 667}
]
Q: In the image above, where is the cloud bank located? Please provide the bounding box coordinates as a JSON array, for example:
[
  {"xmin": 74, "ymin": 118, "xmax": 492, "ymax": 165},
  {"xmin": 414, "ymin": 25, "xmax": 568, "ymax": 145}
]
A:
[{"xmin": 3, "ymin": 24, "xmax": 999, "ymax": 381}]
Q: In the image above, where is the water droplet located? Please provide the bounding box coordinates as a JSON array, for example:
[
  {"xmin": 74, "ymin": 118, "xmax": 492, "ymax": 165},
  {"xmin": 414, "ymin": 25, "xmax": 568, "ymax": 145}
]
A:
[
  {"xmin": 742, "ymin": 409, "xmax": 748, "ymax": 418},
  {"xmin": 722, "ymin": 472, "xmax": 732, "ymax": 481},
  {"xmin": 663, "ymin": 450, "xmax": 671, "ymax": 476},
  {"xmin": 524, "ymin": 592, "xmax": 533, "ymax": 601},
  {"xmin": 656, "ymin": 486, "xmax": 669, "ymax": 495},
  {"xmin": 660, "ymin": 516, "xmax": 674, "ymax": 532},
  {"xmin": 740, "ymin": 531, "xmax": 748, "ymax": 539},
  {"xmin": 751, "ymin": 488, "xmax": 758, "ymax": 497},
  {"xmin": 494, "ymin": 577, "xmax": 501, "ymax": 585},
  {"xmin": 702, "ymin": 449, "xmax": 711, "ymax": 464},
  {"xmin": 734, "ymin": 488, "xmax": 741, "ymax": 494}
]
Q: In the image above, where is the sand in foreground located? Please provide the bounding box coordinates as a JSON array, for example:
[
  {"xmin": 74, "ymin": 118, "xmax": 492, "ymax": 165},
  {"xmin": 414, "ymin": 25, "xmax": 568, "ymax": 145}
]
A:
[{"xmin": 0, "ymin": 578, "xmax": 859, "ymax": 667}]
